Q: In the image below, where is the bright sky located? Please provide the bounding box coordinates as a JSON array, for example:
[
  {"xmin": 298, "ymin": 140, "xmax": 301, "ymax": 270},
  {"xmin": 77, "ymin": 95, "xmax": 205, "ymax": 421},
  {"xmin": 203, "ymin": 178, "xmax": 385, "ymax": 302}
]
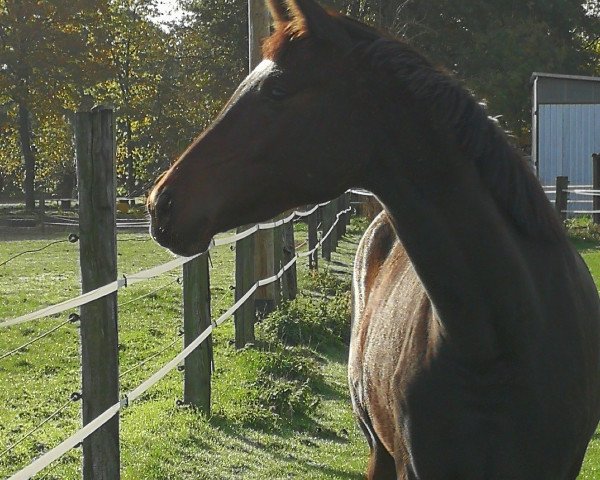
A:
[{"xmin": 153, "ymin": 0, "xmax": 185, "ymax": 25}]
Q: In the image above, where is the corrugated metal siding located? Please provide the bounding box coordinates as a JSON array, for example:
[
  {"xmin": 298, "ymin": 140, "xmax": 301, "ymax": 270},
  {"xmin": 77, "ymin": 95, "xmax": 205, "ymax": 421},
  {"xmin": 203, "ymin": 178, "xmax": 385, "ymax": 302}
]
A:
[{"xmin": 538, "ymin": 104, "xmax": 600, "ymax": 191}]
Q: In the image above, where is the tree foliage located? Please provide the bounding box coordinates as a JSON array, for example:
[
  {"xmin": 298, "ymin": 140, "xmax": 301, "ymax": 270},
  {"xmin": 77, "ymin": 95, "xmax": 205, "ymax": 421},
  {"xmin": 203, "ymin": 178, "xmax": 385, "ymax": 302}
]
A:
[
  {"xmin": 0, "ymin": 0, "xmax": 597, "ymax": 200},
  {"xmin": 0, "ymin": 0, "xmax": 112, "ymax": 205},
  {"xmin": 326, "ymin": 0, "xmax": 599, "ymax": 134}
]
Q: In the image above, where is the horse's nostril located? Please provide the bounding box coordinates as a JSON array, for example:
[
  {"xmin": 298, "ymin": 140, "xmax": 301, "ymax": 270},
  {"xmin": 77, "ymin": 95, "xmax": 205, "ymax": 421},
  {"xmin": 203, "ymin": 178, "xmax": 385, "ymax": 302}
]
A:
[{"xmin": 155, "ymin": 188, "xmax": 174, "ymax": 218}]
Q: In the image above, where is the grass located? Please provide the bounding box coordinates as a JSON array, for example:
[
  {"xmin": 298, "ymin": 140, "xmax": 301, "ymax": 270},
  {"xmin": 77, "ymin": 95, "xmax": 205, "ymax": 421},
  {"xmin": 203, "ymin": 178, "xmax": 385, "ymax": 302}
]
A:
[
  {"xmin": 0, "ymin": 219, "xmax": 368, "ymax": 479},
  {"xmin": 566, "ymin": 219, "xmax": 600, "ymax": 480},
  {"xmin": 2, "ymin": 215, "xmax": 600, "ymax": 478}
]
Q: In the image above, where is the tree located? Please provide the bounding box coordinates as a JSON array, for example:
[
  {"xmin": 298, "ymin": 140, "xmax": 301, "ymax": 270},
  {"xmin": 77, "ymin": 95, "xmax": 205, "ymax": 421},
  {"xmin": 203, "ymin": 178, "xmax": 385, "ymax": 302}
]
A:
[
  {"xmin": 327, "ymin": 0, "xmax": 600, "ymax": 134},
  {"xmin": 0, "ymin": 0, "xmax": 111, "ymax": 209},
  {"xmin": 181, "ymin": 0, "xmax": 249, "ymax": 95}
]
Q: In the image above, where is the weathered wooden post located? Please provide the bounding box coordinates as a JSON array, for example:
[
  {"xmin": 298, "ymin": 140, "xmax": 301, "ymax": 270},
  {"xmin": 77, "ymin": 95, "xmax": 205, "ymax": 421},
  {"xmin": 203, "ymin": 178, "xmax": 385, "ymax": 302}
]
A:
[
  {"xmin": 308, "ymin": 205, "xmax": 319, "ymax": 270},
  {"xmin": 321, "ymin": 201, "xmax": 336, "ymax": 261},
  {"xmin": 248, "ymin": 0, "xmax": 270, "ymax": 70},
  {"xmin": 282, "ymin": 220, "xmax": 297, "ymax": 301},
  {"xmin": 342, "ymin": 192, "xmax": 351, "ymax": 235},
  {"xmin": 75, "ymin": 106, "xmax": 120, "ymax": 480},
  {"xmin": 235, "ymin": 230, "xmax": 256, "ymax": 348},
  {"xmin": 231, "ymin": 0, "xmax": 271, "ymax": 347},
  {"xmin": 249, "ymin": 0, "xmax": 278, "ymax": 315},
  {"xmin": 183, "ymin": 254, "xmax": 212, "ymax": 412},
  {"xmin": 555, "ymin": 176, "xmax": 569, "ymax": 221},
  {"xmin": 272, "ymin": 218, "xmax": 284, "ymax": 306},
  {"xmin": 335, "ymin": 195, "xmax": 347, "ymax": 245},
  {"xmin": 593, "ymin": 154, "xmax": 600, "ymax": 224}
]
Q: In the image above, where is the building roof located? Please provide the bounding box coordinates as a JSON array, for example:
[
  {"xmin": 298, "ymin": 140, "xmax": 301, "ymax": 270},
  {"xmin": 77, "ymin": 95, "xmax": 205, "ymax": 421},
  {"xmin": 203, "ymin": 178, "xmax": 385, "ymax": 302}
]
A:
[{"xmin": 531, "ymin": 72, "xmax": 600, "ymax": 84}]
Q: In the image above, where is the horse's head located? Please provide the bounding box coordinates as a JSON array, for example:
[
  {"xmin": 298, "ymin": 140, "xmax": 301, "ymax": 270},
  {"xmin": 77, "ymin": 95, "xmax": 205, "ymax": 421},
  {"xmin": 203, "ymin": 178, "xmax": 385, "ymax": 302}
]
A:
[{"xmin": 148, "ymin": 0, "xmax": 378, "ymax": 256}]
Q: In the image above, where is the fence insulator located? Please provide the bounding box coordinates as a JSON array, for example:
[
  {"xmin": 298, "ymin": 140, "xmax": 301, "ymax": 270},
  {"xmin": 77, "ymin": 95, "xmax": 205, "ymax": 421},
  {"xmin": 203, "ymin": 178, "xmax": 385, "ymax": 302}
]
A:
[
  {"xmin": 68, "ymin": 313, "xmax": 80, "ymax": 323},
  {"xmin": 71, "ymin": 392, "xmax": 83, "ymax": 402},
  {"xmin": 68, "ymin": 233, "xmax": 80, "ymax": 243}
]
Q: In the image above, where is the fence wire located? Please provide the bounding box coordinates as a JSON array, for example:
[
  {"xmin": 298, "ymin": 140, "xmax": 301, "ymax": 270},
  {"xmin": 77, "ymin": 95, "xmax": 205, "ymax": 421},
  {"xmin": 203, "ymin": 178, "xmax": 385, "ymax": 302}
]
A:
[
  {"xmin": 0, "ymin": 319, "xmax": 72, "ymax": 362},
  {"xmin": 0, "ymin": 235, "xmax": 78, "ymax": 269}
]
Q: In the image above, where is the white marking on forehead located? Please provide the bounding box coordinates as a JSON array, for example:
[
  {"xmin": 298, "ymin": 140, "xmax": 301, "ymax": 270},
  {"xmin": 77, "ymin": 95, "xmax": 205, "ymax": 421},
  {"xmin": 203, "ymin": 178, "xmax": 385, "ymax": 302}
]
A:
[
  {"xmin": 252, "ymin": 59, "xmax": 276, "ymax": 77},
  {"xmin": 245, "ymin": 59, "xmax": 277, "ymax": 87},
  {"xmin": 215, "ymin": 60, "xmax": 277, "ymax": 120}
]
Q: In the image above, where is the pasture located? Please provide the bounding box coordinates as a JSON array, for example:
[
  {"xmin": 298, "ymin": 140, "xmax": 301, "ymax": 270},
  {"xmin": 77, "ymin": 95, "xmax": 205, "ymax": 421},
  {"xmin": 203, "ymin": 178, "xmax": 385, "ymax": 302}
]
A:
[
  {"xmin": 1, "ymin": 217, "xmax": 600, "ymax": 478},
  {"xmin": 0, "ymin": 219, "xmax": 368, "ymax": 479}
]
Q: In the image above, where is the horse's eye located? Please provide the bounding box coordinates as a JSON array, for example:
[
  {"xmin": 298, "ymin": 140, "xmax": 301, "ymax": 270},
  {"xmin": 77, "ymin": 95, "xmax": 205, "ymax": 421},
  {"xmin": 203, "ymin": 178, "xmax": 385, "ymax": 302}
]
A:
[{"xmin": 266, "ymin": 85, "xmax": 289, "ymax": 101}]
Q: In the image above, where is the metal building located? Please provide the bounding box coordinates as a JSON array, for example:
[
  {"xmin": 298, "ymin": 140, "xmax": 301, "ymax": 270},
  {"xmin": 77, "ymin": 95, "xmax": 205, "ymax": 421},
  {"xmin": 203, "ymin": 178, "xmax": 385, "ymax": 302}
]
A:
[{"xmin": 531, "ymin": 73, "xmax": 600, "ymax": 194}]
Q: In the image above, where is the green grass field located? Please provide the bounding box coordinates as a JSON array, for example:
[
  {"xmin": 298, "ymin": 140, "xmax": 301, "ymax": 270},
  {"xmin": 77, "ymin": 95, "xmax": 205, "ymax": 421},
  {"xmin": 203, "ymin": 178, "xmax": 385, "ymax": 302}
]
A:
[
  {"xmin": 0, "ymin": 220, "xmax": 369, "ymax": 479},
  {"xmin": 1, "ymin": 217, "xmax": 600, "ymax": 479}
]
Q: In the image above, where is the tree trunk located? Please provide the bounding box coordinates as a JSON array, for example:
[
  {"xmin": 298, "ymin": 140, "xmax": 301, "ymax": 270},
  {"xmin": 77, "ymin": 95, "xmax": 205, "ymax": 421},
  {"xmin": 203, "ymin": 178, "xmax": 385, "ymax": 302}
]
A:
[
  {"xmin": 17, "ymin": 102, "xmax": 36, "ymax": 211},
  {"xmin": 125, "ymin": 117, "xmax": 135, "ymax": 198}
]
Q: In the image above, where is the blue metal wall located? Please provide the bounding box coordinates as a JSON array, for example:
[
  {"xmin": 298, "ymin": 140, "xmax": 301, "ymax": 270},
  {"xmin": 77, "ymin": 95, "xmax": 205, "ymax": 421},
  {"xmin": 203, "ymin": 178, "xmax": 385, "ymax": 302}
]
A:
[{"xmin": 538, "ymin": 104, "xmax": 600, "ymax": 187}]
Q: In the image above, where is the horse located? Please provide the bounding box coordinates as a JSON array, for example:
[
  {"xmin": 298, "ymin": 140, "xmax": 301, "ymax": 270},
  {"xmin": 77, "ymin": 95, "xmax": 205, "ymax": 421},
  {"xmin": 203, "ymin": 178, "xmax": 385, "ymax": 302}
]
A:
[{"xmin": 147, "ymin": 0, "xmax": 600, "ymax": 478}]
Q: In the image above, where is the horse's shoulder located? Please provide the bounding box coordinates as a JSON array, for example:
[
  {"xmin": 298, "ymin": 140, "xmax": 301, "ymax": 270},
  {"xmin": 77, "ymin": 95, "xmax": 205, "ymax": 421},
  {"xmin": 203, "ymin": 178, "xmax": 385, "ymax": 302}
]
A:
[{"xmin": 353, "ymin": 210, "xmax": 402, "ymax": 316}]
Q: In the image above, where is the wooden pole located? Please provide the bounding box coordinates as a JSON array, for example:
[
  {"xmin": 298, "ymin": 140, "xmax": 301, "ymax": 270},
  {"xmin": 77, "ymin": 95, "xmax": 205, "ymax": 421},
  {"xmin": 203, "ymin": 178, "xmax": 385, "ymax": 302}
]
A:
[
  {"xmin": 273, "ymin": 216, "xmax": 286, "ymax": 305},
  {"xmin": 248, "ymin": 0, "xmax": 270, "ymax": 72},
  {"xmin": 249, "ymin": 0, "xmax": 278, "ymax": 315},
  {"xmin": 282, "ymin": 220, "xmax": 297, "ymax": 301},
  {"xmin": 235, "ymin": 229, "xmax": 256, "ymax": 348},
  {"xmin": 335, "ymin": 195, "xmax": 346, "ymax": 247},
  {"xmin": 254, "ymin": 229, "xmax": 277, "ymax": 315},
  {"xmin": 342, "ymin": 193, "xmax": 351, "ymax": 235},
  {"xmin": 593, "ymin": 154, "xmax": 600, "ymax": 224},
  {"xmin": 183, "ymin": 254, "xmax": 212, "ymax": 412},
  {"xmin": 322, "ymin": 201, "xmax": 336, "ymax": 261},
  {"xmin": 308, "ymin": 205, "xmax": 319, "ymax": 270},
  {"xmin": 75, "ymin": 106, "xmax": 120, "ymax": 480},
  {"xmin": 555, "ymin": 176, "xmax": 569, "ymax": 222}
]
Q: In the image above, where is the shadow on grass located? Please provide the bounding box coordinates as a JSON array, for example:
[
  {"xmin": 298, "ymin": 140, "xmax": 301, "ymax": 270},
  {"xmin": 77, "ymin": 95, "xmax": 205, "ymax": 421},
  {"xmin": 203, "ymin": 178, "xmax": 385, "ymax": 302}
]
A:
[{"xmin": 206, "ymin": 415, "xmax": 364, "ymax": 480}]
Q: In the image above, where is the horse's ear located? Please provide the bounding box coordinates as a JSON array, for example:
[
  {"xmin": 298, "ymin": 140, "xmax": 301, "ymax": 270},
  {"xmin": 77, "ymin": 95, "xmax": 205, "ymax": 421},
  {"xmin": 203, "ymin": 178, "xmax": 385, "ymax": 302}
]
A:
[
  {"xmin": 287, "ymin": 0, "xmax": 352, "ymax": 48},
  {"xmin": 266, "ymin": 0, "xmax": 290, "ymax": 24}
]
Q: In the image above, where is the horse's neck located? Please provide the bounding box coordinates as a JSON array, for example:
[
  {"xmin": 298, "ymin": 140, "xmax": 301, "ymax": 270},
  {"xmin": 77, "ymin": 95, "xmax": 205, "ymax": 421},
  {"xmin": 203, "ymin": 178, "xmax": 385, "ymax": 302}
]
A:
[{"xmin": 368, "ymin": 152, "xmax": 542, "ymax": 364}]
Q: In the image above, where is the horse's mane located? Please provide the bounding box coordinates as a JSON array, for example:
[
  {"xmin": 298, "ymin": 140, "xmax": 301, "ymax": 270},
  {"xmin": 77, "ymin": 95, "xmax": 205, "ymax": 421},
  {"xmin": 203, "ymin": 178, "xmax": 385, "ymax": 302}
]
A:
[{"xmin": 266, "ymin": 15, "xmax": 565, "ymax": 242}]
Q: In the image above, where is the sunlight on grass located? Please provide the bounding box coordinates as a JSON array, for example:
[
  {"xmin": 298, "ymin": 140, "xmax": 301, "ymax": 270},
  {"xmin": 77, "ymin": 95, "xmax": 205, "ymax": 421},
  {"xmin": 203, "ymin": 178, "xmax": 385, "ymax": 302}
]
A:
[{"xmin": 0, "ymin": 224, "xmax": 368, "ymax": 479}]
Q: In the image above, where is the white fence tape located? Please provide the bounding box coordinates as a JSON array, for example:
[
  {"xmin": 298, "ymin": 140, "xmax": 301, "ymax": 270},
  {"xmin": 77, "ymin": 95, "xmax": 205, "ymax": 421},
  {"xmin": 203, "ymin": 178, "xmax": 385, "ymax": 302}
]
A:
[
  {"xmin": 0, "ymin": 199, "xmax": 355, "ymax": 329},
  {"xmin": 0, "ymin": 280, "xmax": 124, "ymax": 328}
]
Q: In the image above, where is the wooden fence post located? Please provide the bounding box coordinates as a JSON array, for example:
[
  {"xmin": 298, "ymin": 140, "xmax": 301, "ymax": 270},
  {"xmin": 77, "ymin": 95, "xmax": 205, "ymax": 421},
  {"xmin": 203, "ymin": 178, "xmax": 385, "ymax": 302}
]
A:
[
  {"xmin": 335, "ymin": 195, "xmax": 347, "ymax": 245},
  {"xmin": 593, "ymin": 154, "xmax": 600, "ymax": 224},
  {"xmin": 235, "ymin": 229, "xmax": 256, "ymax": 348},
  {"xmin": 183, "ymin": 254, "xmax": 212, "ymax": 413},
  {"xmin": 282, "ymin": 220, "xmax": 297, "ymax": 301},
  {"xmin": 75, "ymin": 106, "xmax": 120, "ymax": 480},
  {"xmin": 308, "ymin": 205, "xmax": 319, "ymax": 270},
  {"xmin": 254, "ymin": 228, "xmax": 277, "ymax": 315},
  {"xmin": 272, "ymin": 219, "xmax": 284, "ymax": 306},
  {"xmin": 342, "ymin": 193, "xmax": 351, "ymax": 235},
  {"xmin": 249, "ymin": 0, "xmax": 277, "ymax": 316},
  {"xmin": 322, "ymin": 201, "xmax": 336, "ymax": 261},
  {"xmin": 555, "ymin": 176, "xmax": 569, "ymax": 221}
]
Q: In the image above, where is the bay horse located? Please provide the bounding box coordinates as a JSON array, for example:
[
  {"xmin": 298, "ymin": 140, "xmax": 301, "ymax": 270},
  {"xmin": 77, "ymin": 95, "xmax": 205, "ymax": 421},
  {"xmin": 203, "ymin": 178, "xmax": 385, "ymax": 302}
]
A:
[{"xmin": 148, "ymin": 0, "xmax": 600, "ymax": 477}]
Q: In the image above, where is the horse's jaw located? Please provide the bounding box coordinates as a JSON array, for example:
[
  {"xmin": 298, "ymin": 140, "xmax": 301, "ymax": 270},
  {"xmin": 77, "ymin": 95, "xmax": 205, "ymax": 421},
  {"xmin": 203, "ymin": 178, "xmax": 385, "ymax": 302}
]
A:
[{"xmin": 149, "ymin": 220, "xmax": 214, "ymax": 258}]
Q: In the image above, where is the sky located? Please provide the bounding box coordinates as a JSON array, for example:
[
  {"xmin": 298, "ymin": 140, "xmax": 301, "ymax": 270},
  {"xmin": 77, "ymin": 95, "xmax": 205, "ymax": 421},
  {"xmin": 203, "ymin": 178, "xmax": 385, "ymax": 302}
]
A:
[{"xmin": 153, "ymin": 0, "xmax": 185, "ymax": 25}]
